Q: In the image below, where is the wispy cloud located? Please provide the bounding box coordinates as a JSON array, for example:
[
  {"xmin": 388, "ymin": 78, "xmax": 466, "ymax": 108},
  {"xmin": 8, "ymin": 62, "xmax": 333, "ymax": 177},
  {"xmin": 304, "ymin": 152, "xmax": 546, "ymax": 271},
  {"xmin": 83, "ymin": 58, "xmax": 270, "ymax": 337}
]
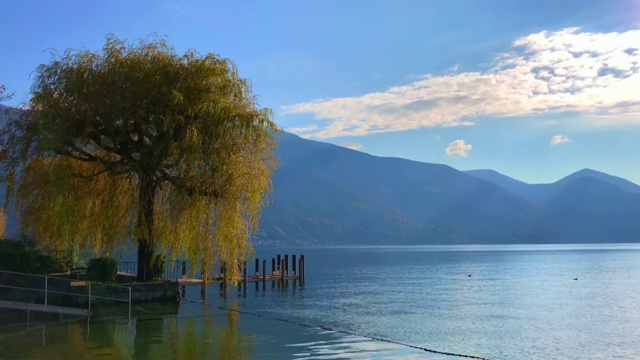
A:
[
  {"xmin": 551, "ymin": 134, "xmax": 571, "ymax": 145},
  {"xmin": 445, "ymin": 139, "xmax": 472, "ymax": 157},
  {"xmin": 339, "ymin": 142, "xmax": 363, "ymax": 150},
  {"xmin": 282, "ymin": 28, "xmax": 640, "ymax": 138}
]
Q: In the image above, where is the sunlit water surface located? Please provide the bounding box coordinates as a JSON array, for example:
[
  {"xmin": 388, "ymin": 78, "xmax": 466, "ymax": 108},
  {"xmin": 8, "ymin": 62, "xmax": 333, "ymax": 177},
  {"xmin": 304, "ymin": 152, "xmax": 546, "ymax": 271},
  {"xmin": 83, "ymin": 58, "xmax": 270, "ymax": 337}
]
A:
[{"xmin": 2, "ymin": 244, "xmax": 640, "ymax": 359}]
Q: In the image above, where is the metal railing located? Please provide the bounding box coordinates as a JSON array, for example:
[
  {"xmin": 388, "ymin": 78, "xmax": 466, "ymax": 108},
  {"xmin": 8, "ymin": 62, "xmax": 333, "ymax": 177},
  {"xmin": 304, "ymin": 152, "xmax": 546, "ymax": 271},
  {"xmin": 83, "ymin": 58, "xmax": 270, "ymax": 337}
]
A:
[
  {"xmin": 117, "ymin": 260, "xmax": 185, "ymax": 280},
  {"xmin": 0, "ymin": 270, "xmax": 132, "ymax": 319}
]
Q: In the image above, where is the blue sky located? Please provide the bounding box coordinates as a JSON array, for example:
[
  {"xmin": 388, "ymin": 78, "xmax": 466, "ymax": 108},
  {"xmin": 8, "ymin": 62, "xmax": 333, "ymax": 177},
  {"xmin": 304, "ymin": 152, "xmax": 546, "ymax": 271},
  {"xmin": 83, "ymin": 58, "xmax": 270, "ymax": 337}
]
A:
[{"xmin": 1, "ymin": 0, "xmax": 639, "ymax": 184}]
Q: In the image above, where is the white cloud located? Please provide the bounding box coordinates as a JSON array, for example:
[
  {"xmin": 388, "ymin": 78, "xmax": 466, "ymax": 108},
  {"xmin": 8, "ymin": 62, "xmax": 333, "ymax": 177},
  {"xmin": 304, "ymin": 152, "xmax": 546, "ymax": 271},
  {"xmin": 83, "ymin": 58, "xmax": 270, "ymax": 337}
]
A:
[
  {"xmin": 551, "ymin": 134, "xmax": 571, "ymax": 145},
  {"xmin": 445, "ymin": 140, "xmax": 472, "ymax": 157},
  {"xmin": 339, "ymin": 141, "xmax": 363, "ymax": 150},
  {"xmin": 282, "ymin": 28, "xmax": 640, "ymax": 138}
]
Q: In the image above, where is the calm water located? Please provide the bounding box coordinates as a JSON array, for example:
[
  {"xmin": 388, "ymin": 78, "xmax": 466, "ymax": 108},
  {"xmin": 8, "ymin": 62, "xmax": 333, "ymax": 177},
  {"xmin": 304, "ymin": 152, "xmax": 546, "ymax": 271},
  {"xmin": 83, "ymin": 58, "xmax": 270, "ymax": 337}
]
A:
[{"xmin": 2, "ymin": 244, "xmax": 640, "ymax": 359}]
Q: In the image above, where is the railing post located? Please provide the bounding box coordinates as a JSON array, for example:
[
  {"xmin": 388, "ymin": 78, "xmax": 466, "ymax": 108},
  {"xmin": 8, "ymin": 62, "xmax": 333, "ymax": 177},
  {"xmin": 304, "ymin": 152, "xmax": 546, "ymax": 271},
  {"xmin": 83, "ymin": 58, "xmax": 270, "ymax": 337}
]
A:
[
  {"xmin": 44, "ymin": 276, "xmax": 48, "ymax": 306},
  {"xmin": 88, "ymin": 282, "xmax": 92, "ymax": 313},
  {"xmin": 128, "ymin": 287, "xmax": 131, "ymax": 322}
]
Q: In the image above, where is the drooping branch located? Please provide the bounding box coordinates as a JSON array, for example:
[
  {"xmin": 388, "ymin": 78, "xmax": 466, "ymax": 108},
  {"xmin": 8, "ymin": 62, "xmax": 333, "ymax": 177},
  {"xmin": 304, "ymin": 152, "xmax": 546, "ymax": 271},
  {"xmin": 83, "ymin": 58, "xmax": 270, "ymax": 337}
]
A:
[{"xmin": 2, "ymin": 34, "xmax": 281, "ymax": 282}]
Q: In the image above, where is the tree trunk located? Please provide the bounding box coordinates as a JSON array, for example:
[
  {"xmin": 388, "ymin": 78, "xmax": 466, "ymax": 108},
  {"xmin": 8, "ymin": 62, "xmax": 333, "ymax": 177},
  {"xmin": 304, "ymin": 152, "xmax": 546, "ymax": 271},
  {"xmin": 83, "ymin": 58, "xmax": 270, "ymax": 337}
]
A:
[{"xmin": 137, "ymin": 175, "xmax": 156, "ymax": 282}]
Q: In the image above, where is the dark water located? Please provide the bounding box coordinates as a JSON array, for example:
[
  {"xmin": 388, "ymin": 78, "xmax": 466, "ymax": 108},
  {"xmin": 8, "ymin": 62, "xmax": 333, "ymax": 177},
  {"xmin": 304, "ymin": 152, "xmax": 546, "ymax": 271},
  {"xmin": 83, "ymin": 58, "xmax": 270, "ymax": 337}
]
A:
[{"xmin": 2, "ymin": 244, "xmax": 640, "ymax": 359}]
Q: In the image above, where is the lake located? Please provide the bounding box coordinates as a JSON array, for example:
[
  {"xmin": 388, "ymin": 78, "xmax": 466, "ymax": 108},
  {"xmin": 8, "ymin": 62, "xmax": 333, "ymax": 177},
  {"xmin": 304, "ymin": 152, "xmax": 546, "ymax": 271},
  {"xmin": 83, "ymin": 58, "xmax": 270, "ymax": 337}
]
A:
[{"xmin": 2, "ymin": 244, "xmax": 640, "ymax": 359}]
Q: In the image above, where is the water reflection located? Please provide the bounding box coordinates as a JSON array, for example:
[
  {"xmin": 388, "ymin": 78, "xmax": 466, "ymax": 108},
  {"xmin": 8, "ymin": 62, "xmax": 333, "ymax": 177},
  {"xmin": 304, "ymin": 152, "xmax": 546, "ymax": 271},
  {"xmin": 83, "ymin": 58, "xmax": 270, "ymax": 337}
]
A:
[{"xmin": 0, "ymin": 302, "xmax": 253, "ymax": 360}]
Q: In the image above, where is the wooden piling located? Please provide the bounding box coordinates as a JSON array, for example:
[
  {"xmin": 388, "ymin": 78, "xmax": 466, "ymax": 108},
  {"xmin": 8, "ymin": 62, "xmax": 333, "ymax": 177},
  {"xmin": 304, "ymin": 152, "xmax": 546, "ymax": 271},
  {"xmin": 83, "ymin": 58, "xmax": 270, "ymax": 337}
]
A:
[
  {"xmin": 255, "ymin": 258, "xmax": 260, "ymax": 275},
  {"xmin": 243, "ymin": 260, "xmax": 248, "ymax": 293},
  {"xmin": 182, "ymin": 261, "xmax": 186, "ymax": 278},
  {"xmin": 284, "ymin": 254, "xmax": 289, "ymax": 276},
  {"xmin": 201, "ymin": 264, "xmax": 208, "ymax": 300},
  {"xmin": 300, "ymin": 255, "xmax": 305, "ymax": 283},
  {"xmin": 292, "ymin": 255, "xmax": 297, "ymax": 277},
  {"xmin": 262, "ymin": 260, "xmax": 267, "ymax": 284},
  {"xmin": 277, "ymin": 254, "xmax": 281, "ymax": 272},
  {"xmin": 271, "ymin": 258, "xmax": 276, "ymax": 274},
  {"xmin": 222, "ymin": 262, "xmax": 227, "ymax": 292},
  {"xmin": 280, "ymin": 259, "xmax": 285, "ymax": 282}
]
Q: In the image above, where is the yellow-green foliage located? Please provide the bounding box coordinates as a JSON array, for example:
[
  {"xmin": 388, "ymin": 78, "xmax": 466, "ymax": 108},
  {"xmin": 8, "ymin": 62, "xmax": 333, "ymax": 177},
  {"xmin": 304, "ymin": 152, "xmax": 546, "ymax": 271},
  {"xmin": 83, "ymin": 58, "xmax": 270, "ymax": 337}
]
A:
[
  {"xmin": 1, "ymin": 34, "xmax": 279, "ymax": 281},
  {"xmin": 0, "ymin": 208, "xmax": 5, "ymax": 239}
]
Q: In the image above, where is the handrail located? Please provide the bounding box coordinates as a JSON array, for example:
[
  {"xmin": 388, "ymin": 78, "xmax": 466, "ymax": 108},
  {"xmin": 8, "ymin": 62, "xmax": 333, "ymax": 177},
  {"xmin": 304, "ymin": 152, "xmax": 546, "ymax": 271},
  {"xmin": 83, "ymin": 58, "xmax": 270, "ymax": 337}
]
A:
[{"xmin": 0, "ymin": 270, "xmax": 131, "ymax": 320}]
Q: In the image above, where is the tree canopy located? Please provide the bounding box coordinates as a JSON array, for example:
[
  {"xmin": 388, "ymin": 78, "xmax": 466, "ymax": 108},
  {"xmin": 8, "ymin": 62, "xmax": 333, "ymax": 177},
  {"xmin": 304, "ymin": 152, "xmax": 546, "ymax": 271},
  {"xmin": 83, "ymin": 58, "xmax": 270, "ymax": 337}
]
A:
[{"xmin": 1, "ymin": 35, "xmax": 279, "ymax": 281}]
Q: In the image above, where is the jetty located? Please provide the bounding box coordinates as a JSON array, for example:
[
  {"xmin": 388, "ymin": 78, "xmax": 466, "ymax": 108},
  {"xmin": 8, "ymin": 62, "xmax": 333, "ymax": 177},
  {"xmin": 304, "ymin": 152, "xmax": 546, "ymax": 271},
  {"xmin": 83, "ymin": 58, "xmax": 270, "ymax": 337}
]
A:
[
  {"xmin": 0, "ymin": 254, "xmax": 306, "ymax": 313},
  {"xmin": 176, "ymin": 254, "xmax": 306, "ymax": 300}
]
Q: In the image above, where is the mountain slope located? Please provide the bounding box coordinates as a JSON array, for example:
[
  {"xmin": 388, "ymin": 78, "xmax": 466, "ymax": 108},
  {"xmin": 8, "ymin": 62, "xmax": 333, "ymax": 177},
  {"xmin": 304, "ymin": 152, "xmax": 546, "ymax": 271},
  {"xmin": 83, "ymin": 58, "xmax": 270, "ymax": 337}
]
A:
[
  {"xmin": 539, "ymin": 177, "xmax": 640, "ymax": 242},
  {"xmin": 257, "ymin": 133, "xmax": 547, "ymax": 245},
  {"xmin": 466, "ymin": 168, "xmax": 640, "ymax": 203}
]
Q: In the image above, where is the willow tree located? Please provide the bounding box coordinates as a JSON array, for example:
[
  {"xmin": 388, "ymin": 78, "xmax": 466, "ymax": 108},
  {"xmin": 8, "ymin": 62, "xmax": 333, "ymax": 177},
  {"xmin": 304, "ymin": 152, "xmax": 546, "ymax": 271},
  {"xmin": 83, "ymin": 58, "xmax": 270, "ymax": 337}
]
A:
[{"xmin": 0, "ymin": 35, "xmax": 279, "ymax": 281}]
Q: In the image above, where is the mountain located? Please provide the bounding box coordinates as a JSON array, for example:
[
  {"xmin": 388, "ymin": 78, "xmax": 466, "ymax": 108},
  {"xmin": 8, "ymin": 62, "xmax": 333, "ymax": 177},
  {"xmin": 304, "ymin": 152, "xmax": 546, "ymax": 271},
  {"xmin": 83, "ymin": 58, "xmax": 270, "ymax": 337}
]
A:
[
  {"xmin": 465, "ymin": 169, "xmax": 532, "ymax": 200},
  {"xmin": 257, "ymin": 133, "xmax": 548, "ymax": 245},
  {"xmin": 556, "ymin": 169, "xmax": 640, "ymax": 194},
  {"xmin": 466, "ymin": 168, "xmax": 640, "ymax": 204},
  {"xmin": 255, "ymin": 133, "xmax": 640, "ymax": 245},
  {"xmin": 539, "ymin": 177, "xmax": 640, "ymax": 242}
]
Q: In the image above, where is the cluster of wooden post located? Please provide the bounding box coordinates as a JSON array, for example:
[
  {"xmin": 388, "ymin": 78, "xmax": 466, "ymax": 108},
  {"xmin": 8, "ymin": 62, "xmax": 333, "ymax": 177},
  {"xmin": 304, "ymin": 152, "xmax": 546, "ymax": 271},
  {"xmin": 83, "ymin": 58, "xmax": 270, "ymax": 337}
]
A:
[{"xmin": 197, "ymin": 254, "xmax": 305, "ymax": 298}]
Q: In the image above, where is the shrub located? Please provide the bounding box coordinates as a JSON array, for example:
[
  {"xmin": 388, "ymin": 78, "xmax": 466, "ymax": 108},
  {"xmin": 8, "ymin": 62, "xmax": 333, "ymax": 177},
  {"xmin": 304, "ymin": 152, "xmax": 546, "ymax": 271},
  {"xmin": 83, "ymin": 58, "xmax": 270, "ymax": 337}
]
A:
[
  {"xmin": 86, "ymin": 257, "xmax": 117, "ymax": 283},
  {"xmin": 0, "ymin": 239, "xmax": 61, "ymax": 274},
  {"xmin": 151, "ymin": 254, "xmax": 166, "ymax": 280}
]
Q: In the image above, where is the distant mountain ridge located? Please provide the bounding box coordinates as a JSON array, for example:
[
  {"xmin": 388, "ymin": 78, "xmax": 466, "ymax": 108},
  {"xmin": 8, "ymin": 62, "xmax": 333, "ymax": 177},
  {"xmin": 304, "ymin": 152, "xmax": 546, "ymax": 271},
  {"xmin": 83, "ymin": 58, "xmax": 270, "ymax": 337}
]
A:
[
  {"xmin": 254, "ymin": 133, "xmax": 640, "ymax": 245},
  {"xmin": 465, "ymin": 168, "xmax": 640, "ymax": 204}
]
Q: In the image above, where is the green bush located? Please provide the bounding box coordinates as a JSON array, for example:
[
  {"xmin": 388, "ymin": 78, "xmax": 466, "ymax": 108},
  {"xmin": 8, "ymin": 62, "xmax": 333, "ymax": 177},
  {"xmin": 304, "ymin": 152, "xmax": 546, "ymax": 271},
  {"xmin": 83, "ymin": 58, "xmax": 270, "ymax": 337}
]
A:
[
  {"xmin": 86, "ymin": 257, "xmax": 117, "ymax": 283},
  {"xmin": 0, "ymin": 239, "xmax": 66, "ymax": 274},
  {"xmin": 151, "ymin": 254, "xmax": 166, "ymax": 280}
]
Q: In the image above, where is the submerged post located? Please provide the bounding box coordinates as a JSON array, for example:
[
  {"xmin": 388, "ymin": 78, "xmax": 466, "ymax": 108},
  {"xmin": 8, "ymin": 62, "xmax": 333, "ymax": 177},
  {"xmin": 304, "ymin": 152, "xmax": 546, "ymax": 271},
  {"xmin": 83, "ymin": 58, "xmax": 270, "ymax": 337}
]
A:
[
  {"xmin": 292, "ymin": 255, "xmax": 297, "ymax": 277},
  {"xmin": 222, "ymin": 262, "xmax": 227, "ymax": 293},
  {"xmin": 262, "ymin": 259, "xmax": 267, "ymax": 284},
  {"xmin": 243, "ymin": 260, "xmax": 248, "ymax": 293},
  {"xmin": 201, "ymin": 264, "xmax": 208, "ymax": 301},
  {"xmin": 284, "ymin": 254, "xmax": 289, "ymax": 277},
  {"xmin": 280, "ymin": 259, "xmax": 285, "ymax": 282}
]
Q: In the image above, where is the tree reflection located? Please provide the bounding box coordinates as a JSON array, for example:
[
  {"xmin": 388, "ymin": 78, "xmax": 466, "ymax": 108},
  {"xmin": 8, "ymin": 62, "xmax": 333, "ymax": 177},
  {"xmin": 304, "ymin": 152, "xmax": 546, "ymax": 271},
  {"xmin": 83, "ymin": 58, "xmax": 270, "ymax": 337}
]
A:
[
  {"xmin": 1, "ymin": 303, "xmax": 253, "ymax": 360},
  {"xmin": 140, "ymin": 301, "xmax": 253, "ymax": 360}
]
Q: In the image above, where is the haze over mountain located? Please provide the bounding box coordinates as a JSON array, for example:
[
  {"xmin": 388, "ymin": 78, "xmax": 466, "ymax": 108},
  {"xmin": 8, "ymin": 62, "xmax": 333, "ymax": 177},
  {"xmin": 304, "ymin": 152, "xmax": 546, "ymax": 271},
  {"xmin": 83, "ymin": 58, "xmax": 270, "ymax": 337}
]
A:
[{"xmin": 254, "ymin": 133, "xmax": 640, "ymax": 245}]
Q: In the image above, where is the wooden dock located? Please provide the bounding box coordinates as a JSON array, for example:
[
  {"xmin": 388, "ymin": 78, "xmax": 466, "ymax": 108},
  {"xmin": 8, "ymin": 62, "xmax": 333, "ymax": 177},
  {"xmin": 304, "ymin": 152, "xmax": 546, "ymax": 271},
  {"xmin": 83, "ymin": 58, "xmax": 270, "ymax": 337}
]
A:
[
  {"xmin": 176, "ymin": 253, "xmax": 306, "ymax": 299},
  {"xmin": 178, "ymin": 274, "xmax": 298, "ymax": 285}
]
